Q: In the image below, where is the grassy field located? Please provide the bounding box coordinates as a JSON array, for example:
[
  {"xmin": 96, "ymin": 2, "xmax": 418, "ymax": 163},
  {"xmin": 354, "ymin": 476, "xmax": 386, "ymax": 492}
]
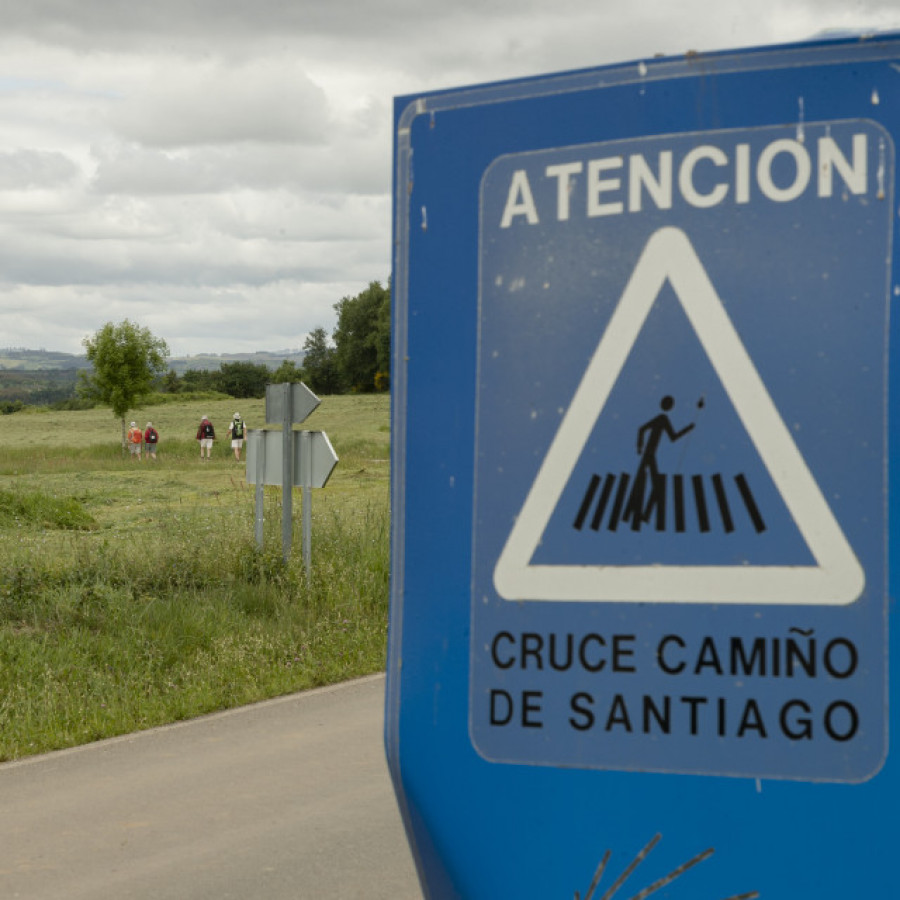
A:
[{"xmin": 0, "ymin": 393, "xmax": 390, "ymax": 761}]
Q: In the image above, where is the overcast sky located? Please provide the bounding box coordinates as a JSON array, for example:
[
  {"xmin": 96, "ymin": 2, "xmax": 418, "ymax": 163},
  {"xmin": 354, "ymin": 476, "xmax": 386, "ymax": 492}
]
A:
[{"xmin": 0, "ymin": 0, "xmax": 896, "ymax": 357}]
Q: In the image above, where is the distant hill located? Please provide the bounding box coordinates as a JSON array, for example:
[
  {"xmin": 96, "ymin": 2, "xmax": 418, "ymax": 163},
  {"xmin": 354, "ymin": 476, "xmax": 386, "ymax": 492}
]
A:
[
  {"xmin": 0, "ymin": 348, "xmax": 305, "ymax": 374},
  {"xmin": 0, "ymin": 348, "xmax": 307, "ymax": 406},
  {"xmin": 165, "ymin": 350, "xmax": 306, "ymax": 375},
  {"xmin": 0, "ymin": 349, "xmax": 92, "ymax": 371}
]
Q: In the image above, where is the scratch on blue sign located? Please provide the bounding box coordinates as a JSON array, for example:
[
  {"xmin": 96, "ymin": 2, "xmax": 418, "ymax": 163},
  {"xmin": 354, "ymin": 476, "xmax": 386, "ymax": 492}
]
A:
[{"xmin": 573, "ymin": 833, "xmax": 759, "ymax": 900}]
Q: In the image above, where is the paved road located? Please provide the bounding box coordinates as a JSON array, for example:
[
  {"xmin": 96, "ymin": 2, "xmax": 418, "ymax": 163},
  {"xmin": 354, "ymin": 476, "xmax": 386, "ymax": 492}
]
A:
[{"xmin": 0, "ymin": 674, "xmax": 422, "ymax": 899}]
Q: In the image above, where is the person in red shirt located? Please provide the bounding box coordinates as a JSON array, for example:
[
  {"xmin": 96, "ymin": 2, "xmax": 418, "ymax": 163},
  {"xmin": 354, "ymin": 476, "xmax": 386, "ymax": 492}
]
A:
[
  {"xmin": 144, "ymin": 422, "xmax": 159, "ymax": 461},
  {"xmin": 196, "ymin": 415, "xmax": 215, "ymax": 460}
]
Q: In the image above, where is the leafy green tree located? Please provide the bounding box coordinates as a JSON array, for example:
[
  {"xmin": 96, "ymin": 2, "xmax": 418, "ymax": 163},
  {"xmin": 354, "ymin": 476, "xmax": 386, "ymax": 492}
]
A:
[
  {"xmin": 217, "ymin": 361, "xmax": 270, "ymax": 398},
  {"xmin": 374, "ymin": 276, "xmax": 391, "ymax": 390},
  {"xmin": 181, "ymin": 368, "xmax": 221, "ymax": 393},
  {"xmin": 302, "ymin": 327, "xmax": 342, "ymax": 395},
  {"xmin": 79, "ymin": 320, "xmax": 169, "ymax": 447},
  {"xmin": 333, "ymin": 280, "xmax": 390, "ymax": 392},
  {"xmin": 271, "ymin": 359, "xmax": 304, "ymax": 384},
  {"xmin": 161, "ymin": 369, "xmax": 182, "ymax": 393}
]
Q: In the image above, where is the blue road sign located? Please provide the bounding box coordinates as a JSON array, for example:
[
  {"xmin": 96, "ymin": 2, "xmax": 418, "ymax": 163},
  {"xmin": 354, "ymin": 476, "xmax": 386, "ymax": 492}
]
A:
[{"xmin": 388, "ymin": 33, "xmax": 899, "ymax": 899}]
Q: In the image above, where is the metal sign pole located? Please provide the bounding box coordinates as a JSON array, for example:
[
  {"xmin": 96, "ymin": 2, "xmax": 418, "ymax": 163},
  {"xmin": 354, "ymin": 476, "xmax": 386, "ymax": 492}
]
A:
[
  {"xmin": 301, "ymin": 430, "xmax": 313, "ymax": 583},
  {"xmin": 257, "ymin": 383, "xmax": 334, "ymax": 569},
  {"xmin": 254, "ymin": 429, "xmax": 265, "ymax": 549},
  {"xmin": 281, "ymin": 383, "xmax": 293, "ymax": 563}
]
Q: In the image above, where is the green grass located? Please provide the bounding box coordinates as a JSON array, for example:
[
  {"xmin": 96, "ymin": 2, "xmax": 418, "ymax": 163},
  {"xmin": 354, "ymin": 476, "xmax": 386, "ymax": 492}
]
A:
[
  {"xmin": 0, "ymin": 486, "xmax": 97, "ymax": 530},
  {"xmin": 0, "ymin": 394, "xmax": 390, "ymax": 761}
]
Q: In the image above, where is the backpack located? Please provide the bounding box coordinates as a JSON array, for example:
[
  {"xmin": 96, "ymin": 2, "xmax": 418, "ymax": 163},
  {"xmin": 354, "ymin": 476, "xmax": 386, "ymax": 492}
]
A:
[
  {"xmin": 203, "ymin": 422, "xmax": 214, "ymax": 438},
  {"xmin": 147, "ymin": 428, "xmax": 158, "ymax": 444},
  {"xmin": 232, "ymin": 420, "xmax": 244, "ymax": 438}
]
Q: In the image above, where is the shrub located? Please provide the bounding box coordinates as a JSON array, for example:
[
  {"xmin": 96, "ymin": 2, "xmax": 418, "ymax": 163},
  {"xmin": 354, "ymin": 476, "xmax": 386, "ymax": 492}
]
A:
[{"xmin": 0, "ymin": 488, "xmax": 96, "ymax": 531}]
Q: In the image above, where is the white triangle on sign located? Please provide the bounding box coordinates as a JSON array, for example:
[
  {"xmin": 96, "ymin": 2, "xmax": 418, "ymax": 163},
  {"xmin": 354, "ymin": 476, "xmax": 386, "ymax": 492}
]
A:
[{"xmin": 493, "ymin": 226, "xmax": 864, "ymax": 606}]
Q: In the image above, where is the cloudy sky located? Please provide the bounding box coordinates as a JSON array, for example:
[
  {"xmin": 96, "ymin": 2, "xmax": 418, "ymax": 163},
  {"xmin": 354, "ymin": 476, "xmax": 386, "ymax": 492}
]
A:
[{"xmin": 0, "ymin": 0, "xmax": 896, "ymax": 357}]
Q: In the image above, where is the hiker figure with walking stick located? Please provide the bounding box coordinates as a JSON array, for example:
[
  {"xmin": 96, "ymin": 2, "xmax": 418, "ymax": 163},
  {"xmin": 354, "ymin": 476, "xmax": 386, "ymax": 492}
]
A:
[{"xmin": 624, "ymin": 395, "xmax": 695, "ymax": 527}]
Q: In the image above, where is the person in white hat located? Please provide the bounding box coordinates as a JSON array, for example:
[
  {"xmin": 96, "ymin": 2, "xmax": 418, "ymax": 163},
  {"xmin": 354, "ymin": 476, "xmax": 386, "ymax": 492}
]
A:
[{"xmin": 227, "ymin": 412, "xmax": 245, "ymax": 461}]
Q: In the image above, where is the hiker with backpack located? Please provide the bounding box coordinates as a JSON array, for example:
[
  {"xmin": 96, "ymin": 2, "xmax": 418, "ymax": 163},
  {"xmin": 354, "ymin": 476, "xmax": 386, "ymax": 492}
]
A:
[
  {"xmin": 196, "ymin": 415, "xmax": 215, "ymax": 460},
  {"xmin": 127, "ymin": 421, "xmax": 142, "ymax": 460},
  {"xmin": 144, "ymin": 422, "xmax": 159, "ymax": 460},
  {"xmin": 227, "ymin": 412, "xmax": 245, "ymax": 461}
]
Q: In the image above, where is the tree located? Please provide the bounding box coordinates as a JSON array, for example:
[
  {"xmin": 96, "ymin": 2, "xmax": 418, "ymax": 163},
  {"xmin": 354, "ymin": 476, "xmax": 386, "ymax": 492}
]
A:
[
  {"xmin": 161, "ymin": 369, "xmax": 182, "ymax": 393},
  {"xmin": 79, "ymin": 320, "xmax": 169, "ymax": 447},
  {"xmin": 301, "ymin": 327, "xmax": 341, "ymax": 395},
  {"xmin": 217, "ymin": 361, "xmax": 270, "ymax": 398},
  {"xmin": 270, "ymin": 359, "xmax": 304, "ymax": 384},
  {"xmin": 332, "ymin": 280, "xmax": 390, "ymax": 392},
  {"xmin": 180, "ymin": 368, "xmax": 220, "ymax": 393},
  {"xmin": 373, "ymin": 276, "xmax": 391, "ymax": 390}
]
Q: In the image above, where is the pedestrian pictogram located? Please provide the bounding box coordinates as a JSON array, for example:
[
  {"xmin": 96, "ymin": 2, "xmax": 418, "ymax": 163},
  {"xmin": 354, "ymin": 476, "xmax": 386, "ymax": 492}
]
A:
[
  {"xmin": 493, "ymin": 226, "xmax": 864, "ymax": 606},
  {"xmin": 573, "ymin": 395, "xmax": 766, "ymax": 536},
  {"xmin": 621, "ymin": 394, "xmax": 695, "ymax": 530}
]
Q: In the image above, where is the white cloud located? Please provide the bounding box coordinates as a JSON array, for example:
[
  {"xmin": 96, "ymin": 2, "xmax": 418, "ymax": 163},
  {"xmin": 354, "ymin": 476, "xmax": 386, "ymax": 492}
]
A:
[
  {"xmin": 0, "ymin": 149, "xmax": 79, "ymax": 189},
  {"xmin": 0, "ymin": 0, "xmax": 895, "ymax": 354},
  {"xmin": 108, "ymin": 59, "xmax": 331, "ymax": 148}
]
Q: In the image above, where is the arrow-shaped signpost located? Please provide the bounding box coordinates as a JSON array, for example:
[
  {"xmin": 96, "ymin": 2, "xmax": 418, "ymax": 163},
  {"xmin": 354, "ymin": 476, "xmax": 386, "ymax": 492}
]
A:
[{"xmin": 246, "ymin": 383, "xmax": 339, "ymax": 575}]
